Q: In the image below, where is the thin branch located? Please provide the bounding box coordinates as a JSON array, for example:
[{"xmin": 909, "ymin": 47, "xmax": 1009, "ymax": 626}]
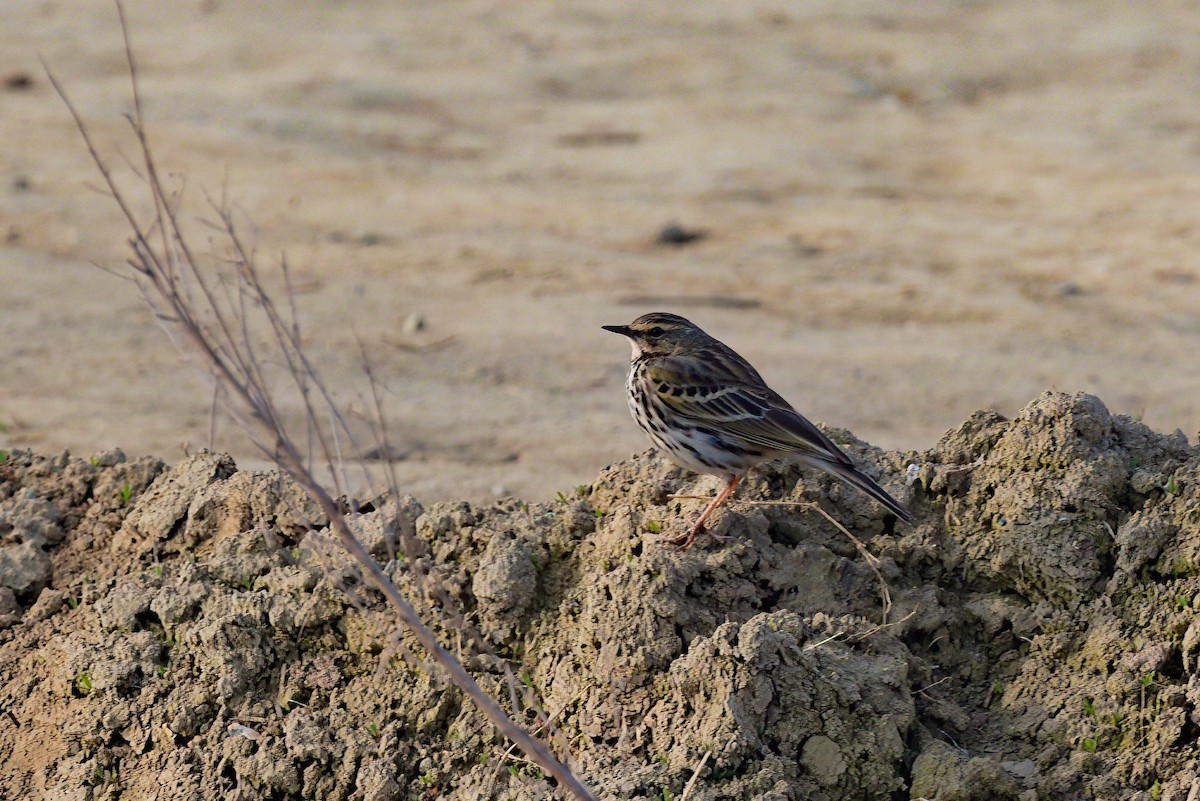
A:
[
  {"xmin": 43, "ymin": 5, "xmax": 599, "ymax": 798},
  {"xmin": 810, "ymin": 504, "xmax": 892, "ymax": 622},
  {"xmin": 679, "ymin": 750, "xmax": 712, "ymax": 801},
  {"xmin": 668, "ymin": 495, "xmax": 893, "ymax": 622}
]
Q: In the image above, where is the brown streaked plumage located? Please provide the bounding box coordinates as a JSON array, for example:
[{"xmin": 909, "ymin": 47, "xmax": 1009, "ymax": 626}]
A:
[{"xmin": 603, "ymin": 312, "xmax": 913, "ymax": 548}]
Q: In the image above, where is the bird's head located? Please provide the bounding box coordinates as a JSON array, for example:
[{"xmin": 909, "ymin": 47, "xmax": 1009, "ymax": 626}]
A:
[{"xmin": 602, "ymin": 312, "xmax": 708, "ymax": 359}]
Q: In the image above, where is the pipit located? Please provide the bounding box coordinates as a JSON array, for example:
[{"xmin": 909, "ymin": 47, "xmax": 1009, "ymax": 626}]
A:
[{"xmin": 603, "ymin": 312, "xmax": 913, "ymax": 548}]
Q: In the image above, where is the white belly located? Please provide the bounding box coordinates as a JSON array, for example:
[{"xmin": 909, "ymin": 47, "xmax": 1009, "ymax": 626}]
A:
[{"xmin": 625, "ymin": 369, "xmax": 750, "ymax": 478}]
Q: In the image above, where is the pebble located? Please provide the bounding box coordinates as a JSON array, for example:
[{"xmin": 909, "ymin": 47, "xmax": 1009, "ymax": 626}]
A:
[{"xmin": 401, "ymin": 314, "xmax": 425, "ymax": 334}]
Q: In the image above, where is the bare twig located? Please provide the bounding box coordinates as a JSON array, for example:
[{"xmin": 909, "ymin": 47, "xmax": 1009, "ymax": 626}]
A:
[
  {"xmin": 43, "ymin": 5, "xmax": 597, "ymax": 799},
  {"xmin": 803, "ymin": 630, "xmax": 845, "ymax": 652},
  {"xmin": 486, "ymin": 689, "xmax": 582, "ymax": 796},
  {"xmin": 809, "ymin": 504, "xmax": 892, "ymax": 622},
  {"xmin": 848, "ymin": 606, "xmax": 917, "ymax": 642},
  {"xmin": 915, "ymin": 675, "xmax": 952, "ymax": 697},
  {"xmin": 679, "ymin": 750, "xmax": 712, "ymax": 800},
  {"xmin": 668, "ymin": 494, "xmax": 893, "ymax": 621}
]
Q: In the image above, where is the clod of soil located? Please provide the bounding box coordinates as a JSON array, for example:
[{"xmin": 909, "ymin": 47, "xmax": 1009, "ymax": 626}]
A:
[{"xmin": 3, "ymin": 391, "xmax": 1200, "ymax": 799}]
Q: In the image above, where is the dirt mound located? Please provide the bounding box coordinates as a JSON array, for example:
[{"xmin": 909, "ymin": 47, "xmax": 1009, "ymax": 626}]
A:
[{"xmin": 3, "ymin": 391, "xmax": 1200, "ymax": 800}]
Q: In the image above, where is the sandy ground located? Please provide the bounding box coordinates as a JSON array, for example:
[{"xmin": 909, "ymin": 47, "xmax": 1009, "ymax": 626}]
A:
[{"xmin": 4, "ymin": 1, "xmax": 1200, "ymax": 503}]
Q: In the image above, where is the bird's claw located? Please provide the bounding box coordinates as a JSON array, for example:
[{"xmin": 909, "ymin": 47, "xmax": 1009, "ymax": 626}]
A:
[
  {"xmin": 664, "ymin": 522, "xmax": 732, "ymax": 550},
  {"xmin": 665, "ymin": 523, "xmax": 703, "ymax": 550}
]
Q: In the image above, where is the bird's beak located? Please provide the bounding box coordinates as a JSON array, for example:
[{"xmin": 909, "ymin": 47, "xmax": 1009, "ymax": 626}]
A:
[{"xmin": 601, "ymin": 324, "xmax": 633, "ymax": 337}]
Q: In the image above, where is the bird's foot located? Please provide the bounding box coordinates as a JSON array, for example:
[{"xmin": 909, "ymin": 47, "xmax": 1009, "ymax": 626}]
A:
[
  {"xmin": 706, "ymin": 527, "xmax": 733, "ymax": 543},
  {"xmin": 665, "ymin": 521, "xmax": 733, "ymax": 549},
  {"xmin": 665, "ymin": 523, "xmax": 704, "ymax": 550}
]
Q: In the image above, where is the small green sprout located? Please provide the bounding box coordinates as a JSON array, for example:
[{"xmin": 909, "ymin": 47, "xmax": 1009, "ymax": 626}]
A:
[
  {"xmin": 92, "ymin": 767, "xmax": 119, "ymax": 785},
  {"xmin": 507, "ymin": 765, "xmax": 520, "ymax": 778},
  {"xmin": 1139, "ymin": 672, "xmax": 1155, "ymax": 689},
  {"xmin": 556, "ymin": 491, "xmax": 569, "ymax": 504},
  {"xmin": 67, "ymin": 596, "xmax": 79, "ymax": 609},
  {"xmin": 645, "ymin": 520, "xmax": 662, "ymax": 533},
  {"xmin": 367, "ymin": 722, "xmax": 379, "ymax": 738},
  {"xmin": 418, "ymin": 771, "xmax": 436, "ymax": 786},
  {"xmin": 1165, "ymin": 474, "xmax": 1179, "ymax": 495},
  {"xmin": 662, "ymin": 789, "xmax": 674, "ymax": 801},
  {"xmin": 157, "ymin": 665, "xmax": 169, "ymax": 677},
  {"xmin": 119, "ymin": 484, "xmax": 132, "ymax": 505},
  {"xmin": 1152, "ymin": 780, "xmax": 1162, "ymax": 800},
  {"xmin": 1176, "ymin": 594, "xmax": 1191, "ymax": 611},
  {"xmin": 547, "ymin": 542, "xmax": 568, "ymax": 562},
  {"xmin": 1082, "ymin": 697, "xmax": 1095, "ymax": 718},
  {"xmin": 88, "ymin": 456, "xmax": 101, "ymax": 467},
  {"xmin": 0, "ymin": 450, "xmax": 8, "ymax": 464},
  {"xmin": 240, "ymin": 575, "xmax": 253, "ymax": 591},
  {"xmin": 593, "ymin": 508, "xmax": 605, "ymax": 519},
  {"xmin": 76, "ymin": 673, "xmax": 93, "ymax": 694},
  {"xmin": 1080, "ymin": 737, "xmax": 1098, "ymax": 753},
  {"xmin": 519, "ymin": 672, "xmax": 534, "ymax": 689}
]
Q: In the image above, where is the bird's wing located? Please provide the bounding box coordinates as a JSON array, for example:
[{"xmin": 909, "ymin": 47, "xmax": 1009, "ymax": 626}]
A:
[{"xmin": 643, "ymin": 357, "xmax": 853, "ymax": 465}]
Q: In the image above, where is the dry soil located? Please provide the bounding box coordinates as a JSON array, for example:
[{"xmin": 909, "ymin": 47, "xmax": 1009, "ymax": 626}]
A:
[{"xmin": 4, "ymin": 2, "xmax": 1200, "ymax": 502}]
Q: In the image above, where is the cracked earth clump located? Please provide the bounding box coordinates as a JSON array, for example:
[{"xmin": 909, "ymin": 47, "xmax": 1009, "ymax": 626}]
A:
[{"xmin": 3, "ymin": 392, "xmax": 1200, "ymax": 799}]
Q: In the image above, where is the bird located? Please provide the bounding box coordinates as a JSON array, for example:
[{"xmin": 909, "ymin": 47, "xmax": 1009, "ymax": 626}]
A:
[{"xmin": 602, "ymin": 312, "xmax": 913, "ymax": 548}]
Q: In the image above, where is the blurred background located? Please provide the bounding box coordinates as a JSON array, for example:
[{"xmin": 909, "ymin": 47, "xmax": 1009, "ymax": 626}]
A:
[{"xmin": 3, "ymin": 1, "xmax": 1200, "ymax": 502}]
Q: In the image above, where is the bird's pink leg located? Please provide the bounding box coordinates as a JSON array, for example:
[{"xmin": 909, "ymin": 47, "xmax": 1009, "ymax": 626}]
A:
[{"xmin": 668, "ymin": 473, "xmax": 744, "ymax": 550}]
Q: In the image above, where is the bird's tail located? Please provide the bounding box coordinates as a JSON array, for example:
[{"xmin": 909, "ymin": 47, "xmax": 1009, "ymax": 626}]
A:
[{"xmin": 819, "ymin": 460, "xmax": 914, "ymax": 524}]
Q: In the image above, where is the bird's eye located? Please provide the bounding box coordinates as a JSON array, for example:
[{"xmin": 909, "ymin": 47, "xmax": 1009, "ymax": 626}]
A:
[{"xmin": 647, "ymin": 326, "xmax": 665, "ymax": 338}]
